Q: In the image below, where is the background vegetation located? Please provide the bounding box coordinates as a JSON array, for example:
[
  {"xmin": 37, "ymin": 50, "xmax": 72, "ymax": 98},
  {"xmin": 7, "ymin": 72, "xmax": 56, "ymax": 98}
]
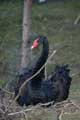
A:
[{"xmin": 0, "ymin": 0, "xmax": 80, "ymax": 119}]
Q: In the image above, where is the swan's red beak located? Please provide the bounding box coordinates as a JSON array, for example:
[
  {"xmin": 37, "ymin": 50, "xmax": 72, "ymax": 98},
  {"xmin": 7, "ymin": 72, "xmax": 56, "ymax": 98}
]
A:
[{"xmin": 31, "ymin": 38, "xmax": 39, "ymax": 50}]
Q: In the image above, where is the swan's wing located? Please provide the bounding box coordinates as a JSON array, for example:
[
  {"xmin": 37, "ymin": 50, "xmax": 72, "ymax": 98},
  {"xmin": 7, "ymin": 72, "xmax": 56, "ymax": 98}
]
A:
[{"xmin": 47, "ymin": 64, "xmax": 72, "ymax": 101}]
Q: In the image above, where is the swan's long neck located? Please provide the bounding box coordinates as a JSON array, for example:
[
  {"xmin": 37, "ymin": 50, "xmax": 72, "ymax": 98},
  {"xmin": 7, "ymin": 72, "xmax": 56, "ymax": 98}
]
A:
[
  {"xmin": 34, "ymin": 39, "xmax": 49, "ymax": 72},
  {"xmin": 31, "ymin": 37, "xmax": 49, "ymax": 88}
]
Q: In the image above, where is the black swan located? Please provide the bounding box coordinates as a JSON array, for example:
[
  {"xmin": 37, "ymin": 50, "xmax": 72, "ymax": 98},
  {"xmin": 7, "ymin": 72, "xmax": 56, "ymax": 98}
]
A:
[
  {"xmin": 15, "ymin": 36, "xmax": 49, "ymax": 106},
  {"xmin": 15, "ymin": 36, "xmax": 72, "ymax": 106}
]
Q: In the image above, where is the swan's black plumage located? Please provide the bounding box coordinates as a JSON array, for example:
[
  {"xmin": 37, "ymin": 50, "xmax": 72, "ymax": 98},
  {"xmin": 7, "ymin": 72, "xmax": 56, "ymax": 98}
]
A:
[
  {"xmin": 15, "ymin": 36, "xmax": 72, "ymax": 106},
  {"xmin": 15, "ymin": 36, "xmax": 49, "ymax": 106}
]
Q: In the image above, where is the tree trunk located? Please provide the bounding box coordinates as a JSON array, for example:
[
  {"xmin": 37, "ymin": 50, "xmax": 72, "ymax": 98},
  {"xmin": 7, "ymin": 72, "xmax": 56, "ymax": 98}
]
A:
[{"xmin": 21, "ymin": 0, "xmax": 32, "ymax": 68}]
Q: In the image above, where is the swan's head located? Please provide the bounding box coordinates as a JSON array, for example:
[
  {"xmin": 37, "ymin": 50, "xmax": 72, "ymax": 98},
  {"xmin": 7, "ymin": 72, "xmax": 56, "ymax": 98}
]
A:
[{"xmin": 31, "ymin": 36, "xmax": 47, "ymax": 50}]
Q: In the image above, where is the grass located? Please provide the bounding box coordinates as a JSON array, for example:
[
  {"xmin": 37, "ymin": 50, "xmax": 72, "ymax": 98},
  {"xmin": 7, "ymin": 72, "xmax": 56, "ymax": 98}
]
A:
[
  {"xmin": 63, "ymin": 113, "xmax": 80, "ymax": 120},
  {"xmin": 0, "ymin": 0, "xmax": 80, "ymax": 119}
]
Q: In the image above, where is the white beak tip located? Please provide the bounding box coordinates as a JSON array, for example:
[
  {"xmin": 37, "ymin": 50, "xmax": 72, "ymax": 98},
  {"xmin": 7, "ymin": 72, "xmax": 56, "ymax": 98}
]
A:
[{"xmin": 31, "ymin": 46, "xmax": 34, "ymax": 50}]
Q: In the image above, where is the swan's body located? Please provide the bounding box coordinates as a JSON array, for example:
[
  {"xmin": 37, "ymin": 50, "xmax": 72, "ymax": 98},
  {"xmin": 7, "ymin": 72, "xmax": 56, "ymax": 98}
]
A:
[
  {"xmin": 15, "ymin": 36, "xmax": 49, "ymax": 106},
  {"xmin": 15, "ymin": 36, "xmax": 72, "ymax": 106}
]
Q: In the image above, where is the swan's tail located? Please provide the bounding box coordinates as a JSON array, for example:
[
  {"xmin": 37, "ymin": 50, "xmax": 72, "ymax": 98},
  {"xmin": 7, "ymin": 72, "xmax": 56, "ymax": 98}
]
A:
[{"xmin": 50, "ymin": 64, "xmax": 72, "ymax": 102}]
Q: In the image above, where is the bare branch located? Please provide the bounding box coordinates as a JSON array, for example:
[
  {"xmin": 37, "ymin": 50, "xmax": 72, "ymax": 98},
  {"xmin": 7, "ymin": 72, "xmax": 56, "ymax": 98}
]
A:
[{"xmin": 74, "ymin": 15, "xmax": 80, "ymax": 25}]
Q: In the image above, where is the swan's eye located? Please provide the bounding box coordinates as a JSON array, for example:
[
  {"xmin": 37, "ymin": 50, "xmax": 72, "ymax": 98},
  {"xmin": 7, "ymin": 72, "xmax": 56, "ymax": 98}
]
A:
[{"xmin": 31, "ymin": 38, "xmax": 39, "ymax": 49}]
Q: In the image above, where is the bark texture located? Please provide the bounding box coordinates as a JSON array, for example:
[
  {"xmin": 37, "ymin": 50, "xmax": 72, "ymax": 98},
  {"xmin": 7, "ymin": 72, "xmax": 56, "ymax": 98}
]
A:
[{"xmin": 21, "ymin": 0, "xmax": 32, "ymax": 68}]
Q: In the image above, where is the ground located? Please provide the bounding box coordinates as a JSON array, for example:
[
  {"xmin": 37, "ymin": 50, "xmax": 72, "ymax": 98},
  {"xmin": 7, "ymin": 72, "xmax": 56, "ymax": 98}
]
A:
[{"xmin": 0, "ymin": 0, "xmax": 80, "ymax": 120}]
